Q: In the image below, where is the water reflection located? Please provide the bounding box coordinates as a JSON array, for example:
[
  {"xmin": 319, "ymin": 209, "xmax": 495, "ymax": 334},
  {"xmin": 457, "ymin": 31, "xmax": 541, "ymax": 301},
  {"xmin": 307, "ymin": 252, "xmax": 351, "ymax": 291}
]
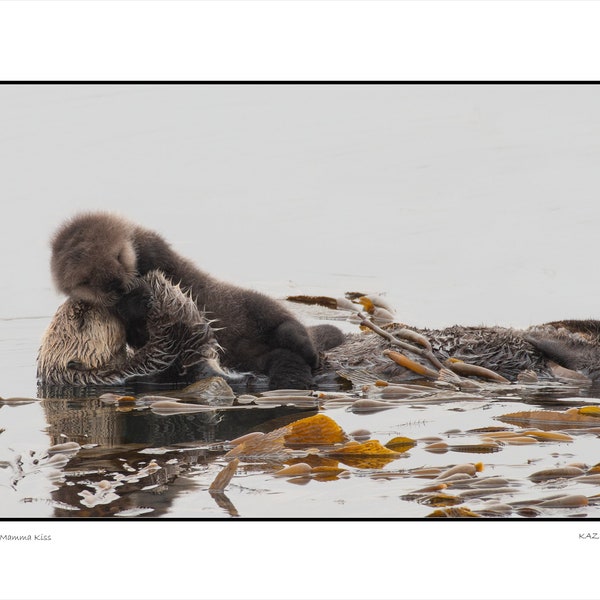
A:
[{"xmin": 40, "ymin": 395, "xmax": 316, "ymax": 517}]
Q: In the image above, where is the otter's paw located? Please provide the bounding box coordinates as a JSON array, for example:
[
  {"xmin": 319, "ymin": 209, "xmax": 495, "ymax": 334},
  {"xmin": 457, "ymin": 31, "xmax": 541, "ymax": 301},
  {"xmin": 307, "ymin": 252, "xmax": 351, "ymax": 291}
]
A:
[
  {"xmin": 265, "ymin": 348, "xmax": 314, "ymax": 390},
  {"xmin": 116, "ymin": 284, "xmax": 152, "ymax": 348},
  {"xmin": 273, "ymin": 320, "xmax": 319, "ymax": 369}
]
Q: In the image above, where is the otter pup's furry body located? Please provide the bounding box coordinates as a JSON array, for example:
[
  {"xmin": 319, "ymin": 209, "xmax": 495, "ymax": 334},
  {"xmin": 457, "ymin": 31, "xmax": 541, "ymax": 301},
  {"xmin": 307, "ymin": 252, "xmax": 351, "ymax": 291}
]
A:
[
  {"xmin": 51, "ymin": 212, "xmax": 336, "ymax": 389},
  {"xmin": 37, "ymin": 271, "xmax": 224, "ymax": 388}
]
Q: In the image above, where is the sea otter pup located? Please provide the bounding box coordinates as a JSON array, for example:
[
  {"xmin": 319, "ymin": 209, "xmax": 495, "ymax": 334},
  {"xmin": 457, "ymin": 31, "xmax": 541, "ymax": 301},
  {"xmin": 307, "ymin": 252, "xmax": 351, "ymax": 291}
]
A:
[
  {"xmin": 37, "ymin": 270, "xmax": 225, "ymax": 388},
  {"xmin": 51, "ymin": 212, "xmax": 343, "ymax": 389}
]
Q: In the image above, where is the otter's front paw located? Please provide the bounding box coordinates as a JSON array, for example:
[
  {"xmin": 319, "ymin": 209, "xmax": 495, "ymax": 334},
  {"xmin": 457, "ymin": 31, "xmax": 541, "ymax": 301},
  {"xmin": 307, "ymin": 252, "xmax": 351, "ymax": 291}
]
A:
[
  {"xmin": 116, "ymin": 285, "xmax": 152, "ymax": 348},
  {"xmin": 273, "ymin": 320, "xmax": 319, "ymax": 369},
  {"xmin": 265, "ymin": 349, "xmax": 314, "ymax": 390}
]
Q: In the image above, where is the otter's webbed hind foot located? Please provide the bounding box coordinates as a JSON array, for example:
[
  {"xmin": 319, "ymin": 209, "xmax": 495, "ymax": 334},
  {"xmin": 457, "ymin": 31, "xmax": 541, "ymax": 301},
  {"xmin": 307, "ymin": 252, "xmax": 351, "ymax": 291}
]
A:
[{"xmin": 263, "ymin": 348, "xmax": 314, "ymax": 390}]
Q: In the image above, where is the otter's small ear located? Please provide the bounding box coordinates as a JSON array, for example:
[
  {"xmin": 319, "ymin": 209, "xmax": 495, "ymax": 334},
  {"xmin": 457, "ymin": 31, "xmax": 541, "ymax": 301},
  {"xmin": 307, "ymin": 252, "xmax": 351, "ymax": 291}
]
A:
[{"xmin": 118, "ymin": 243, "xmax": 137, "ymax": 270}]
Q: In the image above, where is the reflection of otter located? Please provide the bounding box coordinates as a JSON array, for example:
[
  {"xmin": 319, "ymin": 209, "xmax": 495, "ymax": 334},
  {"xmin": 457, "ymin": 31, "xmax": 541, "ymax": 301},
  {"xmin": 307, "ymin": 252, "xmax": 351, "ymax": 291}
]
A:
[
  {"xmin": 51, "ymin": 212, "xmax": 343, "ymax": 389},
  {"xmin": 321, "ymin": 319, "xmax": 600, "ymax": 383},
  {"xmin": 37, "ymin": 271, "xmax": 225, "ymax": 389}
]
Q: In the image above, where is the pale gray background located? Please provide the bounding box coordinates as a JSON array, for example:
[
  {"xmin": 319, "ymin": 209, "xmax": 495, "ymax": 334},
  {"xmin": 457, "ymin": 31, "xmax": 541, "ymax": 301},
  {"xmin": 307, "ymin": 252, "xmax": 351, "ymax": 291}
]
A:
[{"xmin": 1, "ymin": 83, "xmax": 600, "ymax": 393}]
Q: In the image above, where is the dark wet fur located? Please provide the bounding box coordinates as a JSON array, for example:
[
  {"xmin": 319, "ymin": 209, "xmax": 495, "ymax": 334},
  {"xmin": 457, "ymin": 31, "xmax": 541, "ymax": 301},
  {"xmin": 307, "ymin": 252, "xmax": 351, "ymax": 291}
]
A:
[
  {"xmin": 309, "ymin": 324, "xmax": 346, "ymax": 352},
  {"xmin": 323, "ymin": 320, "xmax": 600, "ymax": 382},
  {"xmin": 53, "ymin": 213, "xmax": 342, "ymax": 389},
  {"xmin": 115, "ymin": 282, "xmax": 152, "ymax": 348},
  {"xmin": 525, "ymin": 319, "xmax": 600, "ymax": 380}
]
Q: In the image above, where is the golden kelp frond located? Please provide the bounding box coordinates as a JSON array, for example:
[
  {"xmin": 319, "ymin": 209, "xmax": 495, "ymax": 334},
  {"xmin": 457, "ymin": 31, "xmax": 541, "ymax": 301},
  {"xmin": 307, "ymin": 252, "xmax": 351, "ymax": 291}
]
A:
[
  {"xmin": 449, "ymin": 442, "xmax": 502, "ymax": 454},
  {"xmin": 273, "ymin": 463, "xmax": 312, "ymax": 477},
  {"xmin": 518, "ymin": 430, "xmax": 573, "ymax": 442},
  {"xmin": 577, "ymin": 406, "xmax": 600, "ymax": 416},
  {"xmin": 226, "ymin": 413, "xmax": 348, "ymax": 458},
  {"xmin": 444, "ymin": 358, "xmax": 509, "ymax": 383},
  {"xmin": 498, "ymin": 408, "xmax": 600, "ymax": 427},
  {"xmin": 327, "ymin": 440, "xmax": 401, "ymax": 457},
  {"xmin": 385, "ymin": 436, "xmax": 417, "ymax": 451},
  {"xmin": 284, "ymin": 413, "xmax": 347, "ymax": 445},
  {"xmin": 327, "ymin": 439, "xmax": 402, "ymax": 470},
  {"xmin": 209, "ymin": 459, "xmax": 239, "ymax": 492},
  {"xmin": 418, "ymin": 493, "xmax": 464, "ymax": 507},
  {"xmin": 286, "ymin": 455, "xmax": 340, "ymax": 469},
  {"xmin": 436, "ymin": 463, "xmax": 484, "ymax": 479},
  {"xmin": 286, "ymin": 295, "xmax": 340, "ymax": 309},
  {"xmin": 426, "ymin": 507, "xmax": 481, "ymax": 518},
  {"xmin": 225, "ymin": 427, "xmax": 288, "ymax": 458},
  {"xmin": 383, "ymin": 350, "xmax": 439, "ymax": 378}
]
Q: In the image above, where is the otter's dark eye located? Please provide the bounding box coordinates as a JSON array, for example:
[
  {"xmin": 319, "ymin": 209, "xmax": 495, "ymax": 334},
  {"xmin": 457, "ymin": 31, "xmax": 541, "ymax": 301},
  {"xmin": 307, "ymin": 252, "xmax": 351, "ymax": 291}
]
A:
[{"xmin": 79, "ymin": 279, "xmax": 91, "ymax": 287}]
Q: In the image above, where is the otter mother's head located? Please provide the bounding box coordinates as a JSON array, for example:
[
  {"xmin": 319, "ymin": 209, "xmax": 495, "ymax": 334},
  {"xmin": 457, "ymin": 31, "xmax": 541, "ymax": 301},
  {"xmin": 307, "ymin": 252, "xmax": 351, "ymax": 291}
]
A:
[{"xmin": 51, "ymin": 212, "xmax": 137, "ymax": 307}]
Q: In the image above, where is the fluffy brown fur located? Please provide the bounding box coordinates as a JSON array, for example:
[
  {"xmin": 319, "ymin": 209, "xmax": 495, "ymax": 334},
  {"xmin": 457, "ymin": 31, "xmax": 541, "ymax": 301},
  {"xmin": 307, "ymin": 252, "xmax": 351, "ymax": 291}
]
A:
[
  {"xmin": 51, "ymin": 212, "xmax": 343, "ymax": 389},
  {"xmin": 37, "ymin": 271, "xmax": 225, "ymax": 388}
]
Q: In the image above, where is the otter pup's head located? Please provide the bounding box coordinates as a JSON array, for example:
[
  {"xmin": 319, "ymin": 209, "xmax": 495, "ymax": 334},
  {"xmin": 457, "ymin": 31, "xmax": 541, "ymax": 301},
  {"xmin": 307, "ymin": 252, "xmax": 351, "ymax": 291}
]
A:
[{"xmin": 51, "ymin": 212, "xmax": 137, "ymax": 307}]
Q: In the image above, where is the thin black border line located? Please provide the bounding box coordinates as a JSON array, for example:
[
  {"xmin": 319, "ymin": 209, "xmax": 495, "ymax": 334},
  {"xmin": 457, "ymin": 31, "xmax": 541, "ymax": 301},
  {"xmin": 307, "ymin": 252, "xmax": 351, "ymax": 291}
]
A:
[
  {"xmin": 1, "ymin": 80, "xmax": 600, "ymax": 85},
  {"xmin": 2, "ymin": 80, "xmax": 597, "ymax": 523}
]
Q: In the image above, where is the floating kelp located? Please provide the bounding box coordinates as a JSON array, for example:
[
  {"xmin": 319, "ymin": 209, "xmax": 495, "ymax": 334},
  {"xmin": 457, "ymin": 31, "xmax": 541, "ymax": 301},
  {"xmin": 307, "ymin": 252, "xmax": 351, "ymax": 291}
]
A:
[
  {"xmin": 286, "ymin": 295, "xmax": 343, "ymax": 310},
  {"xmin": 350, "ymin": 399, "xmax": 398, "ymax": 413},
  {"xmin": 416, "ymin": 493, "xmax": 464, "ymax": 507},
  {"xmin": 252, "ymin": 395, "xmax": 319, "ymax": 408},
  {"xmin": 47, "ymin": 442, "xmax": 81, "ymax": 455},
  {"xmin": 383, "ymin": 350, "xmax": 439, "ymax": 379},
  {"xmin": 537, "ymin": 495, "xmax": 589, "ymax": 508},
  {"xmin": 458, "ymin": 487, "xmax": 519, "ymax": 499},
  {"xmin": 225, "ymin": 414, "xmax": 346, "ymax": 459},
  {"xmin": 150, "ymin": 400, "xmax": 215, "ymax": 414},
  {"xmin": 426, "ymin": 507, "xmax": 481, "ymax": 518},
  {"xmin": 577, "ymin": 406, "xmax": 600, "ymax": 416},
  {"xmin": 273, "ymin": 463, "xmax": 312, "ymax": 478},
  {"xmin": 327, "ymin": 440, "xmax": 401, "ymax": 458},
  {"xmin": 177, "ymin": 377, "xmax": 235, "ymax": 404},
  {"xmin": 529, "ymin": 466, "xmax": 586, "ymax": 482},
  {"xmin": 209, "ymin": 458, "xmax": 239, "ymax": 492},
  {"xmin": 498, "ymin": 408, "xmax": 600, "ymax": 428},
  {"xmin": 284, "ymin": 414, "xmax": 347, "ymax": 446},
  {"xmin": 514, "ymin": 430, "xmax": 573, "ymax": 442},
  {"xmin": 326, "ymin": 440, "xmax": 403, "ymax": 469},
  {"xmin": 436, "ymin": 463, "xmax": 484, "ymax": 479},
  {"xmin": 0, "ymin": 397, "xmax": 38, "ymax": 406},
  {"xmin": 424, "ymin": 441, "xmax": 449, "ymax": 453},
  {"xmin": 448, "ymin": 442, "xmax": 502, "ymax": 454},
  {"xmin": 384, "ymin": 436, "xmax": 416, "ymax": 451},
  {"xmin": 444, "ymin": 358, "xmax": 509, "ymax": 383}
]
